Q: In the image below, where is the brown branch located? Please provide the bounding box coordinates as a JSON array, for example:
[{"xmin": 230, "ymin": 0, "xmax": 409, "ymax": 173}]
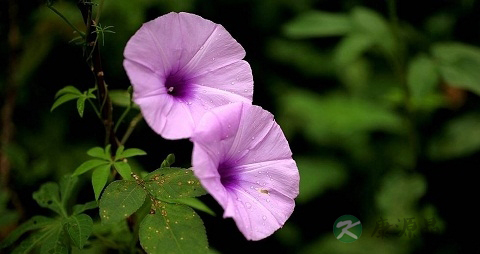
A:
[
  {"xmin": 1, "ymin": 0, "xmax": 21, "ymax": 189},
  {"xmin": 77, "ymin": 0, "xmax": 119, "ymax": 153}
]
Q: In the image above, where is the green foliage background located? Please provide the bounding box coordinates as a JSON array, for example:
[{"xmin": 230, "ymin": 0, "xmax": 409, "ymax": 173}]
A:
[{"xmin": 2, "ymin": 0, "xmax": 479, "ymax": 253}]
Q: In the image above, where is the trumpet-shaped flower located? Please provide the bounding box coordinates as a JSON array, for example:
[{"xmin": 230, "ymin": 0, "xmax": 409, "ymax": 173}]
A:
[
  {"xmin": 124, "ymin": 12, "xmax": 253, "ymax": 139},
  {"xmin": 191, "ymin": 102, "xmax": 299, "ymax": 240}
]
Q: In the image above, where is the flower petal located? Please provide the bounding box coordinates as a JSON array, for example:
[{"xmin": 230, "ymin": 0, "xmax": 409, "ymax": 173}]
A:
[
  {"xmin": 135, "ymin": 95, "xmax": 195, "ymax": 139},
  {"xmin": 124, "ymin": 12, "xmax": 253, "ymax": 140},
  {"xmin": 191, "ymin": 103, "xmax": 299, "ymax": 240}
]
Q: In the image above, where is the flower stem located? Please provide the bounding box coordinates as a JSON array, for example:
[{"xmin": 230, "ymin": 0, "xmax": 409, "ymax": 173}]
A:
[
  {"xmin": 114, "ymin": 105, "xmax": 131, "ymax": 132},
  {"xmin": 121, "ymin": 113, "xmax": 143, "ymax": 145},
  {"xmin": 387, "ymin": 0, "xmax": 419, "ymax": 169},
  {"xmin": 86, "ymin": 97, "xmax": 101, "ymax": 119}
]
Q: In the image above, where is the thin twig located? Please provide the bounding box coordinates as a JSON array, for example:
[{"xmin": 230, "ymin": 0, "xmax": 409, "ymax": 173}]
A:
[
  {"xmin": 77, "ymin": 0, "xmax": 119, "ymax": 153},
  {"xmin": 121, "ymin": 113, "xmax": 143, "ymax": 145},
  {"xmin": 47, "ymin": 5, "xmax": 85, "ymax": 38}
]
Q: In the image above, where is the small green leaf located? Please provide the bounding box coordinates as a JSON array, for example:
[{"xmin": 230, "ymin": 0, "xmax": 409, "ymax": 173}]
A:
[
  {"xmin": 119, "ymin": 148, "xmax": 147, "ymax": 159},
  {"xmin": 407, "ymin": 55, "xmax": 439, "ymax": 98},
  {"xmin": 144, "ymin": 168, "xmax": 207, "ymax": 200},
  {"xmin": 32, "ymin": 182, "xmax": 64, "ymax": 216},
  {"xmin": 99, "ymin": 180, "xmax": 147, "ymax": 224},
  {"xmin": 54, "ymin": 86, "xmax": 82, "ymax": 98},
  {"xmin": 407, "ymin": 54, "xmax": 442, "ymax": 111},
  {"xmin": 113, "ymin": 161, "xmax": 133, "ymax": 180},
  {"xmin": 59, "ymin": 175, "xmax": 78, "ymax": 206},
  {"xmin": 77, "ymin": 96, "xmax": 86, "ymax": 117},
  {"xmin": 104, "ymin": 144, "xmax": 112, "ymax": 158},
  {"xmin": 51, "ymin": 93, "xmax": 80, "ymax": 112},
  {"xmin": 283, "ymin": 11, "xmax": 352, "ymax": 38},
  {"xmin": 168, "ymin": 198, "xmax": 216, "ymax": 216},
  {"xmin": 115, "ymin": 145, "xmax": 125, "ymax": 160},
  {"xmin": 139, "ymin": 203, "xmax": 208, "ymax": 254},
  {"xmin": 351, "ymin": 7, "xmax": 395, "ymax": 55},
  {"xmin": 87, "ymin": 147, "xmax": 110, "ymax": 160},
  {"xmin": 72, "ymin": 159, "xmax": 110, "ymax": 176},
  {"xmin": 160, "ymin": 154, "xmax": 175, "ymax": 168},
  {"xmin": 432, "ymin": 42, "xmax": 480, "ymax": 95},
  {"xmin": 0, "ymin": 216, "xmax": 55, "ymax": 248},
  {"xmin": 65, "ymin": 214, "xmax": 93, "ymax": 249},
  {"xmin": 92, "ymin": 164, "xmax": 112, "ymax": 201},
  {"xmin": 429, "ymin": 113, "xmax": 480, "ymax": 160},
  {"xmin": 296, "ymin": 157, "xmax": 347, "ymax": 203},
  {"xmin": 72, "ymin": 201, "xmax": 98, "ymax": 215},
  {"xmin": 109, "ymin": 89, "xmax": 139, "ymax": 109},
  {"xmin": 333, "ymin": 33, "xmax": 374, "ymax": 66},
  {"xmin": 86, "ymin": 87, "xmax": 97, "ymax": 98}
]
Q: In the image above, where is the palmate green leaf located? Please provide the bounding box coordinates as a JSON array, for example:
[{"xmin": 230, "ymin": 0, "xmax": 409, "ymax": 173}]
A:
[
  {"xmin": 113, "ymin": 161, "xmax": 133, "ymax": 180},
  {"xmin": 144, "ymin": 168, "xmax": 207, "ymax": 200},
  {"xmin": 72, "ymin": 159, "xmax": 110, "ymax": 176},
  {"xmin": 76, "ymin": 96, "xmax": 86, "ymax": 117},
  {"xmin": 11, "ymin": 230, "xmax": 50, "ymax": 254},
  {"xmin": 54, "ymin": 86, "xmax": 82, "ymax": 98},
  {"xmin": 92, "ymin": 164, "xmax": 112, "ymax": 201},
  {"xmin": 283, "ymin": 11, "xmax": 352, "ymax": 38},
  {"xmin": 99, "ymin": 180, "xmax": 146, "ymax": 224},
  {"xmin": 51, "ymin": 93, "xmax": 80, "ymax": 112},
  {"xmin": 87, "ymin": 147, "xmax": 110, "ymax": 160},
  {"xmin": 160, "ymin": 154, "xmax": 175, "ymax": 168},
  {"xmin": 0, "ymin": 216, "xmax": 55, "ymax": 249},
  {"xmin": 139, "ymin": 203, "xmax": 208, "ymax": 254},
  {"xmin": 72, "ymin": 201, "xmax": 98, "ymax": 215},
  {"xmin": 65, "ymin": 214, "xmax": 93, "ymax": 249},
  {"xmin": 32, "ymin": 182, "xmax": 64, "ymax": 216},
  {"xmin": 40, "ymin": 224, "xmax": 69, "ymax": 254},
  {"xmin": 119, "ymin": 148, "xmax": 147, "ymax": 159},
  {"xmin": 11, "ymin": 220, "xmax": 67, "ymax": 254}
]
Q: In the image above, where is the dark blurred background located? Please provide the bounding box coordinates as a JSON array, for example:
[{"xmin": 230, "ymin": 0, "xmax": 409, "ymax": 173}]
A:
[{"xmin": 2, "ymin": 0, "xmax": 480, "ymax": 253}]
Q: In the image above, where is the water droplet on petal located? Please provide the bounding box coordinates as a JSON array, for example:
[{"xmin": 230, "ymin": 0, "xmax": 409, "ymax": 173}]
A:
[
  {"xmin": 212, "ymin": 57, "xmax": 216, "ymax": 61},
  {"xmin": 245, "ymin": 202, "xmax": 252, "ymax": 209},
  {"xmin": 231, "ymin": 81, "xmax": 235, "ymax": 85},
  {"xmin": 251, "ymin": 137, "xmax": 255, "ymax": 140},
  {"xmin": 266, "ymin": 199, "xmax": 270, "ymax": 203},
  {"xmin": 250, "ymin": 186, "xmax": 254, "ymax": 189},
  {"xmin": 262, "ymin": 215, "xmax": 267, "ymax": 221}
]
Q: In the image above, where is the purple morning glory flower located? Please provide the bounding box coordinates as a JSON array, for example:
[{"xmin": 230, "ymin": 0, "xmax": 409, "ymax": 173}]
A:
[
  {"xmin": 191, "ymin": 102, "xmax": 299, "ymax": 240},
  {"xmin": 124, "ymin": 12, "xmax": 253, "ymax": 139}
]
